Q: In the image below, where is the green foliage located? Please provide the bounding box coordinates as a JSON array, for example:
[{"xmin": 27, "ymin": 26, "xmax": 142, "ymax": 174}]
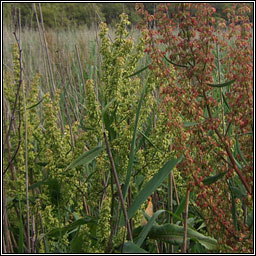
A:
[
  {"xmin": 3, "ymin": 5, "xmax": 253, "ymax": 254},
  {"xmin": 4, "ymin": 3, "xmax": 251, "ymax": 29}
]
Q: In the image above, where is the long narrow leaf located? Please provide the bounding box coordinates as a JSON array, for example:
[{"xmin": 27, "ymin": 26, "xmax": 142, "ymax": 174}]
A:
[
  {"xmin": 235, "ymin": 135, "xmax": 248, "ymax": 166},
  {"xmin": 148, "ymin": 223, "xmax": 217, "ymax": 250},
  {"xmin": 207, "ymin": 79, "xmax": 236, "ymax": 88},
  {"xmin": 183, "ymin": 122, "xmax": 200, "ymax": 127},
  {"xmin": 125, "ymin": 64, "xmax": 150, "ymax": 78},
  {"xmin": 123, "ymin": 241, "xmax": 148, "ymax": 253},
  {"xmin": 65, "ymin": 146, "xmax": 105, "ymax": 171},
  {"xmin": 122, "ymin": 79, "xmax": 148, "ymax": 202},
  {"xmin": 40, "ymin": 216, "xmax": 96, "ymax": 239},
  {"xmin": 136, "ymin": 210, "xmax": 165, "ymax": 247},
  {"xmin": 164, "ymin": 55, "xmax": 188, "ymax": 68},
  {"xmin": 203, "ymin": 171, "xmax": 227, "ymax": 186},
  {"xmin": 127, "ymin": 156, "xmax": 183, "ymax": 220},
  {"xmin": 138, "ymin": 129, "xmax": 163, "ymax": 152},
  {"xmin": 222, "ymin": 92, "xmax": 230, "ymax": 110},
  {"xmin": 27, "ymin": 97, "xmax": 44, "ymax": 110},
  {"xmin": 173, "ymin": 195, "xmax": 186, "ymax": 223}
]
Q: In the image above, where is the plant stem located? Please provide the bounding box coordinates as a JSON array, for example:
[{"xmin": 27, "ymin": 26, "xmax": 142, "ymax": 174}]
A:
[
  {"xmin": 168, "ymin": 173, "xmax": 174, "ymax": 253},
  {"xmin": 216, "ymin": 43, "xmax": 225, "ymax": 135},
  {"xmin": 202, "ymin": 90, "xmax": 251, "ymax": 195},
  {"xmin": 182, "ymin": 188, "xmax": 190, "ymax": 253},
  {"xmin": 103, "ymin": 125, "xmax": 133, "ymax": 242}
]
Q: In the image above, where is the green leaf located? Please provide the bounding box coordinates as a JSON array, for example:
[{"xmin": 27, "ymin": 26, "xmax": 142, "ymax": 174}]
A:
[
  {"xmin": 125, "ymin": 64, "xmax": 150, "ymax": 78},
  {"xmin": 183, "ymin": 122, "xmax": 199, "ymax": 127},
  {"xmin": 127, "ymin": 156, "xmax": 183, "ymax": 220},
  {"xmin": 173, "ymin": 195, "xmax": 186, "ymax": 223},
  {"xmin": 65, "ymin": 146, "xmax": 105, "ymax": 171},
  {"xmin": 247, "ymin": 210, "xmax": 253, "ymax": 229},
  {"xmin": 27, "ymin": 97, "xmax": 44, "ymax": 110},
  {"xmin": 148, "ymin": 223, "xmax": 217, "ymax": 250},
  {"xmin": 235, "ymin": 135, "xmax": 248, "ymax": 166},
  {"xmin": 137, "ymin": 129, "xmax": 164, "ymax": 152},
  {"xmin": 123, "ymin": 241, "xmax": 148, "ymax": 253},
  {"xmin": 136, "ymin": 210, "xmax": 165, "ymax": 247},
  {"xmin": 164, "ymin": 55, "xmax": 188, "ymax": 68},
  {"xmin": 40, "ymin": 216, "xmax": 96, "ymax": 239},
  {"xmin": 29, "ymin": 178, "xmax": 52, "ymax": 190},
  {"xmin": 203, "ymin": 171, "xmax": 227, "ymax": 186},
  {"xmin": 222, "ymin": 92, "xmax": 230, "ymax": 110},
  {"xmin": 207, "ymin": 79, "xmax": 236, "ymax": 88},
  {"xmin": 122, "ymin": 79, "xmax": 148, "ymax": 202},
  {"xmin": 102, "ymin": 97, "xmax": 116, "ymax": 116}
]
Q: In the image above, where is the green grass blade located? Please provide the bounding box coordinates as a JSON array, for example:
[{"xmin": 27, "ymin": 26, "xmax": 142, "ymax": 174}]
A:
[
  {"xmin": 65, "ymin": 146, "xmax": 105, "ymax": 171},
  {"xmin": 183, "ymin": 122, "xmax": 200, "ymax": 127},
  {"xmin": 203, "ymin": 171, "xmax": 227, "ymax": 186},
  {"xmin": 122, "ymin": 79, "xmax": 148, "ymax": 202},
  {"xmin": 222, "ymin": 92, "xmax": 230, "ymax": 110},
  {"xmin": 136, "ymin": 209, "xmax": 165, "ymax": 247},
  {"xmin": 173, "ymin": 195, "xmax": 186, "ymax": 223},
  {"xmin": 137, "ymin": 129, "xmax": 164, "ymax": 152},
  {"xmin": 123, "ymin": 241, "xmax": 148, "ymax": 253},
  {"xmin": 127, "ymin": 156, "xmax": 183, "ymax": 220},
  {"xmin": 27, "ymin": 97, "xmax": 44, "ymax": 110},
  {"xmin": 235, "ymin": 135, "xmax": 248, "ymax": 166},
  {"xmin": 164, "ymin": 55, "xmax": 188, "ymax": 68},
  {"xmin": 207, "ymin": 79, "xmax": 236, "ymax": 88},
  {"xmin": 125, "ymin": 64, "xmax": 150, "ymax": 78}
]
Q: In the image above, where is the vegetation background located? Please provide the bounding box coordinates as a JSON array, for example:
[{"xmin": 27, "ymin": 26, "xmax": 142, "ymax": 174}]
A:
[
  {"xmin": 3, "ymin": 2, "xmax": 253, "ymax": 29},
  {"xmin": 2, "ymin": 2, "xmax": 253, "ymax": 254}
]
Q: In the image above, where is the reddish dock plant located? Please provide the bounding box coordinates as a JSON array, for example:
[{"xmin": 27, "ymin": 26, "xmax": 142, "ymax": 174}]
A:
[{"xmin": 137, "ymin": 3, "xmax": 253, "ymax": 252}]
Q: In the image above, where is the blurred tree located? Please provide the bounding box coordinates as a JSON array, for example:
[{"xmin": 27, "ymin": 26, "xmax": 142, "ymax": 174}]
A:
[{"xmin": 2, "ymin": 2, "xmax": 252, "ymax": 29}]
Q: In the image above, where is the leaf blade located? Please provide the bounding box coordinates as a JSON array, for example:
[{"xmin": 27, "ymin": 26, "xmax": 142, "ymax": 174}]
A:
[
  {"xmin": 136, "ymin": 209, "xmax": 165, "ymax": 247},
  {"xmin": 127, "ymin": 156, "xmax": 183, "ymax": 220},
  {"xmin": 203, "ymin": 171, "xmax": 227, "ymax": 186},
  {"xmin": 65, "ymin": 146, "xmax": 105, "ymax": 171},
  {"xmin": 122, "ymin": 79, "xmax": 148, "ymax": 202},
  {"xmin": 207, "ymin": 79, "xmax": 236, "ymax": 88},
  {"xmin": 123, "ymin": 241, "xmax": 148, "ymax": 253}
]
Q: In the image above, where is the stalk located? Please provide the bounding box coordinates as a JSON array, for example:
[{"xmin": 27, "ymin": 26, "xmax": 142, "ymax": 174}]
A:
[
  {"xmin": 182, "ymin": 188, "xmax": 190, "ymax": 253},
  {"xmin": 32, "ymin": 3, "xmax": 50, "ymax": 93},
  {"xmin": 168, "ymin": 173, "xmax": 174, "ymax": 253},
  {"xmin": 75, "ymin": 44, "xmax": 86, "ymax": 96},
  {"xmin": 103, "ymin": 125, "xmax": 133, "ymax": 242},
  {"xmin": 202, "ymin": 90, "xmax": 251, "ymax": 195},
  {"xmin": 38, "ymin": 3, "xmax": 56, "ymax": 96},
  {"xmin": 216, "ymin": 42, "xmax": 225, "ymax": 134},
  {"xmin": 172, "ymin": 172, "xmax": 180, "ymax": 206},
  {"xmin": 38, "ymin": 3, "xmax": 65, "ymax": 133}
]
